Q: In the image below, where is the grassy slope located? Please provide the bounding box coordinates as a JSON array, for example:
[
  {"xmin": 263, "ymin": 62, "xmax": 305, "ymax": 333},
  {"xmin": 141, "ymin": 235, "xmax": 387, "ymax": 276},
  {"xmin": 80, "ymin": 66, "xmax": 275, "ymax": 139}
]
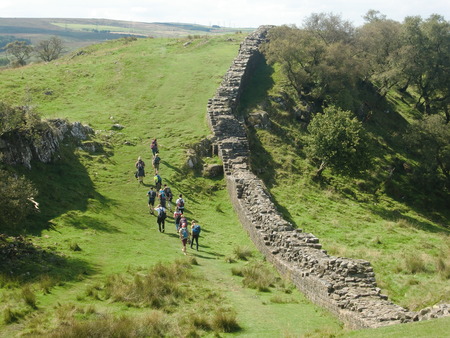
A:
[
  {"xmin": 1, "ymin": 33, "xmax": 448, "ymax": 337},
  {"xmin": 0, "ymin": 35, "xmax": 343, "ymax": 337},
  {"xmin": 240, "ymin": 58, "xmax": 450, "ymax": 313}
]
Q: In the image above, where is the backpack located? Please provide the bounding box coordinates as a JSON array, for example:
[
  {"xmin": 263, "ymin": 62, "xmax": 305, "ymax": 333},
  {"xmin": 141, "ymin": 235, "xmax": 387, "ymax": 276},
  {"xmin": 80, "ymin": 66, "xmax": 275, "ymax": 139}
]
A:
[
  {"xmin": 177, "ymin": 199, "xmax": 185, "ymax": 208},
  {"xmin": 148, "ymin": 190, "xmax": 156, "ymax": 200},
  {"xmin": 137, "ymin": 161, "xmax": 144, "ymax": 169},
  {"xmin": 164, "ymin": 188, "xmax": 172, "ymax": 199},
  {"xmin": 154, "ymin": 175, "xmax": 162, "ymax": 184},
  {"xmin": 180, "ymin": 217, "xmax": 187, "ymax": 227},
  {"xmin": 159, "ymin": 209, "xmax": 166, "ymax": 219},
  {"xmin": 153, "ymin": 156, "xmax": 160, "ymax": 165},
  {"xmin": 180, "ymin": 227, "xmax": 189, "ymax": 239},
  {"xmin": 192, "ymin": 224, "xmax": 201, "ymax": 235}
]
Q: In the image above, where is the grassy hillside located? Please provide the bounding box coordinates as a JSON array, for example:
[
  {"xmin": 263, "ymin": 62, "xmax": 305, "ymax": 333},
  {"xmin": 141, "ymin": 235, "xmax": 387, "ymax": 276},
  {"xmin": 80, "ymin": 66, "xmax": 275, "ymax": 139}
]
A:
[
  {"xmin": 0, "ymin": 34, "xmax": 345, "ymax": 337},
  {"xmin": 240, "ymin": 58, "xmax": 450, "ymax": 311},
  {"xmin": 0, "ymin": 33, "xmax": 448, "ymax": 336}
]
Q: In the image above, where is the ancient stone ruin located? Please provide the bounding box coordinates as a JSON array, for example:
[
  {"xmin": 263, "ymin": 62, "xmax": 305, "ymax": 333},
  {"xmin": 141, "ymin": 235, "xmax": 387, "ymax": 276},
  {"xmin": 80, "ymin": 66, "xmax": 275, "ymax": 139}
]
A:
[{"xmin": 205, "ymin": 26, "xmax": 448, "ymax": 329}]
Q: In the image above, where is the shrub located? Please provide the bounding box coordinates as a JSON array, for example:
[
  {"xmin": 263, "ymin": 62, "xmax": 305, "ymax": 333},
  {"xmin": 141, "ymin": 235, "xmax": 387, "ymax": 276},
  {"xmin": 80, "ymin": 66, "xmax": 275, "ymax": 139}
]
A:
[{"xmin": 0, "ymin": 169, "xmax": 38, "ymax": 229}]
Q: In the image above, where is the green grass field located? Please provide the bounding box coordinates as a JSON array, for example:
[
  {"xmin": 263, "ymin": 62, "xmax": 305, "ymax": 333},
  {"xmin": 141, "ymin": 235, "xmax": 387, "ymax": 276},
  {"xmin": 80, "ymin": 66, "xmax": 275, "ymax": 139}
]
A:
[{"xmin": 0, "ymin": 33, "xmax": 449, "ymax": 337}]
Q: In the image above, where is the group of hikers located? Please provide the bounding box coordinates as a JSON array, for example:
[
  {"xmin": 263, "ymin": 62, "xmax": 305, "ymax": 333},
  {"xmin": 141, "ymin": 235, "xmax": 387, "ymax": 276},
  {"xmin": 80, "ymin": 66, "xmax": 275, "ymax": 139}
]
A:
[{"xmin": 134, "ymin": 138, "xmax": 201, "ymax": 255}]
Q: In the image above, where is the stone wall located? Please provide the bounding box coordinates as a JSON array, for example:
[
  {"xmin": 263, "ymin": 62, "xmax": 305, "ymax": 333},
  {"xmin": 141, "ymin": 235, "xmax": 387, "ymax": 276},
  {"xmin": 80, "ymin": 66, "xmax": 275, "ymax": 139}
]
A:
[{"xmin": 206, "ymin": 26, "xmax": 419, "ymax": 329}]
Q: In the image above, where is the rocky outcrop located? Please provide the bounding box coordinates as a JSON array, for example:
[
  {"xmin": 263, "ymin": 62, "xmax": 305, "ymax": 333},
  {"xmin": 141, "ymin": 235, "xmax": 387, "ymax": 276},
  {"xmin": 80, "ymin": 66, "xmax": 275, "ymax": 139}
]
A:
[
  {"xmin": 205, "ymin": 26, "xmax": 449, "ymax": 329},
  {"xmin": 0, "ymin": 118, "xmax": 93, "ymax": 169}
]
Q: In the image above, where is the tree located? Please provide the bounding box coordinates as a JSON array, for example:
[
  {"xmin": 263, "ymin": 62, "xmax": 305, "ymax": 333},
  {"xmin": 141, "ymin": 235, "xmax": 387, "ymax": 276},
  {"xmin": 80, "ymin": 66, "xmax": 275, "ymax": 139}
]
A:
[
  {"xmin": 404, "ymin": 114, "xmax": 450, "ymax": 189},
  {"xmin": 306, "ymin": 106, "xmax": 370, "ymax": 177},
  {"xmin": 0, "ymin": 170, "xmax": 38, "ymax": 229},
  {"xmin": 261, "ymin": 18, "xmax": 364, "ymax": 111},
  {"xmin": 5, "ymin": 40, "xmax": 32, "ymax": 66},
  {"xmin": 395, "ymin": 15, "xmax": 450, "ymax": 115},
  {"xmin": 34, "ymin": 36, "xmax": 65, "ymax": 62},
  {"xmin": 356, "ymin": 12, "xmax": 403, "ymax": 96}
]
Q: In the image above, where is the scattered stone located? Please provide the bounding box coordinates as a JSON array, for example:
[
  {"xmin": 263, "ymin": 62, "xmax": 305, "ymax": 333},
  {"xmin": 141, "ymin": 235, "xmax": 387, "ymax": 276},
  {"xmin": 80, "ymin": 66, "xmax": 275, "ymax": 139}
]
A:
[{"xmin": 111, "ymin": 123, "xmax": 124, "ymax": 130}]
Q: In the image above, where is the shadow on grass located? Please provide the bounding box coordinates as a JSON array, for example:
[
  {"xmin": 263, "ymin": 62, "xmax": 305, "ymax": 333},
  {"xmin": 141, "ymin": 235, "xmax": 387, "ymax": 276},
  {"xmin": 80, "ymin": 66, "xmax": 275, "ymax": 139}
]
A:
[
  {"xmin": 12, "ymin": 145, "xmax": 117, "ymax": 236},
  {"xmin": 0, "ymin": 236, "xmax": 96, "ymax": 286},
  {"xmin": 368, "ymin": 205, "xmax": 450, "ymax": 235},
  {"xmin": 62, "ymin": 213, "xmax": 122, "ymax": 233}
]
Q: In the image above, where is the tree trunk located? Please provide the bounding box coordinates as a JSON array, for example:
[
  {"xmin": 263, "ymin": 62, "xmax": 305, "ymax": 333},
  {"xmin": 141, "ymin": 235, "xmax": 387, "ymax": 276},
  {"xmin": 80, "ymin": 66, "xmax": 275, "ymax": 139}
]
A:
[{"xmin": 315, "ymin": 161, "xmax": 327, "ymax": 178}]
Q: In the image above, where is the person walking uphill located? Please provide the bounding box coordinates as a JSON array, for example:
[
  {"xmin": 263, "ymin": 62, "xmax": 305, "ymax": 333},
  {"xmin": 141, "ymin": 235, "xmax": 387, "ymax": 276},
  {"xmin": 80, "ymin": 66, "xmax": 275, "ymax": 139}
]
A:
[
  {"xmin": 190, "ymin": 221, "xmax": 201, "ymax": 251},
  {"xmin": 135, "ymin": 156, "xmax": 145, "ymax": 185},
  {"xmin": 176, "ymin": 194, "xmax": 185, "ymax": 214},
  {"xmin": 152, "ymin": 153, "xmax": 161, "ymax": 172},
  {"xmin": 179, "ymin": 223, "xmax": 190, "ymax": 255},
  {"xmin": 150, "ymin": 138, "xmax": 158, "ymax": 156},
  {"xmin": 147, "ymin": 187, "xmax": 157, "ymax": 215},
  {"xmin": 154, "ymin": 204, "xmax": 167, "ymax": 232},
  {"xmin": 154, "ymin": 172, "xmax": 162, "ymax": 191}
]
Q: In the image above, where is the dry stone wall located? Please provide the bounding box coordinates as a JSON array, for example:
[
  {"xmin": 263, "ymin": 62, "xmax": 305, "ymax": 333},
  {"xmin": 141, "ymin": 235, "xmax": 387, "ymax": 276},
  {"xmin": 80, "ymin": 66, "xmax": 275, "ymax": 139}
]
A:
[{"xmin": 206, "ymin": 26, "xmax": 418, "ymax": 329}]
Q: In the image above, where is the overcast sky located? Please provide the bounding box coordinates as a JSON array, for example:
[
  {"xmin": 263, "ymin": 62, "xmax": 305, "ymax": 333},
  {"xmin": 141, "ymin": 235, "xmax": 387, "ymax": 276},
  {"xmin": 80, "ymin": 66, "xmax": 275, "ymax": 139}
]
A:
[{"xmin": 1, "ymin": 0, "xmax": 449, "ymax": 27}]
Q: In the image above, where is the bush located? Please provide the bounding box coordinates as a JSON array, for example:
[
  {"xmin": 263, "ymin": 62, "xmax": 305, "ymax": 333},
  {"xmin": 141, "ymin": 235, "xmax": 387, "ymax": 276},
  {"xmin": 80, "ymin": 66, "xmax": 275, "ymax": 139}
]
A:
[
  {"xmin": 0, "ymin": 170, "xmax": 38, "ymax": 230},
  {"xmin": 306, "ymin": 106, "xmax": 370, "ymax": 177}
]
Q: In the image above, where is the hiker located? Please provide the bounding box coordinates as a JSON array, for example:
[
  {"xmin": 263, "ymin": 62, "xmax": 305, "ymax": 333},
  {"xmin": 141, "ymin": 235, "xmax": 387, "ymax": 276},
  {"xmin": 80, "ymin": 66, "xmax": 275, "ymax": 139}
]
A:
[
  {"xmin": 154, "ymin": 204, "xmax": 167, "ymax": 232},
  {"xmin": 150, "ymin": 138, "xmax": 158, "ymax": 156},
  {"xmin": 135, "ymin": 156, "xmax": 145, "ymax": 185},
  {"xmin": 180, "ymin": 214, "xmax": 188, "ymax": 228},
  {"xmin": 154, "ymin": 172, "xmax": 162, "ymax": 191},
  {"xmin": 174, "ymin": 209, "xmax": 182, "ymax": 231},
  {"xmin": 147, "ymin": 187, "xmax": 157, "ymax": 215},
  {"xmin": 163, "ymin": 184, "xmax": 173, "ymax": 211},
  {"xmin": 152, "ymin": 153, "xmax": 161, "ymax": 172},
  {"xmin": 179, "ymin": 223, "xmax": 190, "ymax": 255},
  {"xmin": 176, "ymin": 194, "xmax": 185, "ymax": 214},
  {"xmin": 158, "ymin": 187, "xmax": 167, "ymax": 208},
  {"xmin": 190, "ymin": 221, "xmax": 201, "ymax": 251}
]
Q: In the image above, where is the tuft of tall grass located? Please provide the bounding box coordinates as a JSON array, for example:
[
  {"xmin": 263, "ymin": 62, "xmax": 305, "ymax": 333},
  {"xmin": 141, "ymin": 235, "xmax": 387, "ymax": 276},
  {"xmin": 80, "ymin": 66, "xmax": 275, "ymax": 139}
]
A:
[
  {"xmin": 404, "ymin": 255, "xmax": 428, "ymax": 274},
  {"xmin": 102, "ymin": 260, "xmax": 194, "ymax": 309},
  {"xmin": 241, "ymin": 263, "xmax": 276, "ymax": 292},
  {"xmin": 69, "ymin": 242, "xmax": 82, "ymax": 251},
  {"xmin": 21, "ymin": 285, "xmax": 37, "ymax": 309},
  {"xmin": 211, "ymin": 310, "xmax": 240, "ymax": 333},
  {"xmin": 3, "ymin": 306, "xmax": 21, "ymax": 324},
  {"xmin": 233, "ymin": 245, "xmax": 253, "ymax": 260},
  {"xmin": 39, "ymin": 274, "xmax": 56, "ymax": 294},
  {"xmin": 436, "ymin": 257, "xmax": 450, "ymax": 280}
]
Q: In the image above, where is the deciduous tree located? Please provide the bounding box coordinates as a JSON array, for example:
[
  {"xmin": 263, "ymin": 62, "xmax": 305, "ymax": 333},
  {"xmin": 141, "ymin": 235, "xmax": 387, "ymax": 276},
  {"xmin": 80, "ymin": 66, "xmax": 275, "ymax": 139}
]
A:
[
  {"xmin": 5, "ymin": 40, "xmax": 32, "ymax": 66},
  {"xmin": 34, "ymin": 36, "xmax": 65, "ymax": 62},
  {"xmin": 306, "ymin": 106, "xmax": 370, "ymax": 177}
]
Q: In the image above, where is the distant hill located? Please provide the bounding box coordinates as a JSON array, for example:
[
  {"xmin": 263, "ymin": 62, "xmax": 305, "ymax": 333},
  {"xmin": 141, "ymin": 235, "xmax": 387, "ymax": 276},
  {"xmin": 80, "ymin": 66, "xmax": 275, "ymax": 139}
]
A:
[{"xmin": 0, "ymin": 17, "xmax": 254, "ymax": 51}]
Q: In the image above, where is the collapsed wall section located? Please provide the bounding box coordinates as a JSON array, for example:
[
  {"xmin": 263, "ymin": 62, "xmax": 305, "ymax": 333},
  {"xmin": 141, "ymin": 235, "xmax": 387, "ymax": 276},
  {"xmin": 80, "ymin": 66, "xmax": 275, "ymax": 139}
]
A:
[{"xmin": 206, "ymin": 26, "xmax": 416, "ymax": 329}]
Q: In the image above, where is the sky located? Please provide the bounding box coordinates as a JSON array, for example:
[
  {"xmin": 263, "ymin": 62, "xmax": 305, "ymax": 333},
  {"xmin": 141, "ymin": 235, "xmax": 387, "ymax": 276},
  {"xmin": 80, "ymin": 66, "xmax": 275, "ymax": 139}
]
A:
[{"xmin": 0, "ymin": 0, "xmax": 449, "ymax": 28}]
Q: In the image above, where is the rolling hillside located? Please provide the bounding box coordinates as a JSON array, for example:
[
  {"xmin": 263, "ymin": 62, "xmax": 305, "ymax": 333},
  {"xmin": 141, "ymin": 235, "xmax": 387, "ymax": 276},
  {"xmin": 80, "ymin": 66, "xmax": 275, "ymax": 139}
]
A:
[
  {"xmin": 0, "ymin": 18, "xmax": 254, "ymax": 52},
  {"xmin": 0, "ymin": 30, "xmax": 449, "ymax": 337}
]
